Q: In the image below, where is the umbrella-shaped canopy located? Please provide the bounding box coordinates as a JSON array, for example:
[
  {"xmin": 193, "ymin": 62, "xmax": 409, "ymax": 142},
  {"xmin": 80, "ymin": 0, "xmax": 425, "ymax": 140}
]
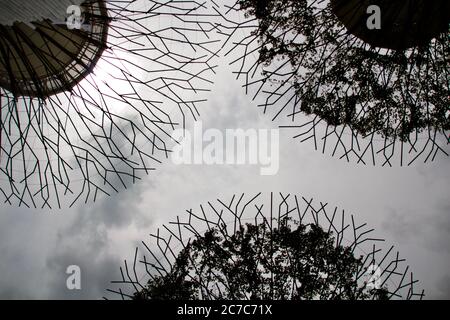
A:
[
  {"xmin": 0, "ymin": 0, "xmax": 109, "ymax": 98},
  {"xmin": 0, "ymin": 0, "xmax": 221, "ymax": 208},
  {"xmin": 332, "ymin": 0, "xmax": 450, "ymax": 50}
]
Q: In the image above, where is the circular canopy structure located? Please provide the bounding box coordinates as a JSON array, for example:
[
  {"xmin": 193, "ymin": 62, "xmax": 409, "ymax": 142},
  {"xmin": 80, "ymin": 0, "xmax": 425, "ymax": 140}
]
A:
[
  {"xmin": 0, "ymin": 0, "xmax": 109, "ymax": 98},
  {"xmin": 106, "ymin": 193, "xmax": 424, "ymax": 300},
  {"xmin": 0, "ymin": 0, "xmax": 221, "ymax": 208},
  {"xmin": 332, "ymin": 0, "xmax": 450, "ymax": 50},
  {"xmin": 218, "ymin": 0, "xmax": 449, "ymax": 166}
]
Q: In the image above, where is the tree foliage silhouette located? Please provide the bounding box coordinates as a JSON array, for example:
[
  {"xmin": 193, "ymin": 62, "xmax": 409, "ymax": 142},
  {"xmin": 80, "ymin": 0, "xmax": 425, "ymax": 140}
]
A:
[
  {"xmin": 236, "ymin": 0, "xmax": 449, "ymax": 141},
  {"xmin": 135, "ymin": 220, "xmax": 388, "ymax": 300}
]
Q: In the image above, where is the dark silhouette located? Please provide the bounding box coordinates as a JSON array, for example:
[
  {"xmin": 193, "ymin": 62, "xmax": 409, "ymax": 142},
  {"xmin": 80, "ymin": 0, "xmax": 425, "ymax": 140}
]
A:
[
  {"xmin": 218, "ymin": 0, "xmax": 449, "ymax": 165},
  {"xmin": 331, "ymin": 0, "xmax": 450, "ymax": 50},
  {"xmin": 107, "ymin": 193, "xmax": 424, "ymax": 300},
  {"xmin": 0, "ymin": 0, "xmax": 220, "ymax": 207},
  {"xmin": 134, "ymin": 220, "xmax": 389, "ymax": 300},
  {"xmin": 237, "ymin": 0, "xmax": 449, "ymax": 140}
]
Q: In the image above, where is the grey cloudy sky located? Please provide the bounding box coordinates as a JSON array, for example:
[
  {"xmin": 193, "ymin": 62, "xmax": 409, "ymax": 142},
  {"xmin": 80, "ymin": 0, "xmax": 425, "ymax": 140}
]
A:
[{"xmin": 0, "ymin": 62, "xmax": 449, "ymax": 299}]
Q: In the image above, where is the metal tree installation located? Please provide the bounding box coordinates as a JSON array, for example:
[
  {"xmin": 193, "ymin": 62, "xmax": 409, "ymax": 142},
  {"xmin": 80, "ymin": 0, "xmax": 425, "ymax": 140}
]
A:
[
  {"xmin": 216, "ymin": 0, "xmax": 449, "ymax": 166},
  {"xmin": 106, "ymin": 193, "xmax": 424, "ymax": 300},
  {"xmin": 0, "ymin": 0, "xmax": 221, "ymax": 208}
]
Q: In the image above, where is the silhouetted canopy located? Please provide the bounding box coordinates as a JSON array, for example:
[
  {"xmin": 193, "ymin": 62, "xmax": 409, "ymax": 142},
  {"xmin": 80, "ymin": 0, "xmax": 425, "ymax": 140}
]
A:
[
  {"xmin": 331, "ymin": 0, "xmax": 450, "ymax": 50},
  {"xmin": 237, "ymin": 0, "xmax": 449, "ymax": 141},
  {"xmin": 135, "ymin": 220, "xmax": 389, "ymax": 300},
  {"xmin": 0, "ymin": 0, "xmax": 109, "ymax": 98}
]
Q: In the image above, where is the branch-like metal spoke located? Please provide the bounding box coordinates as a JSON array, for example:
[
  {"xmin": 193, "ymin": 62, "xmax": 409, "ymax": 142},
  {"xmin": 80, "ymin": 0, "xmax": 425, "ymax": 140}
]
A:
[
  {"xmin": 215, "ymin": 0, "xmax": 449, "ymax": 166},
  {"xmin": 106, "ymin": 192, "xmax": 424, "ymax": 300},
  {"xmin": 0, "ymin": 0, "xmax": 221, "ymax": 208}
]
